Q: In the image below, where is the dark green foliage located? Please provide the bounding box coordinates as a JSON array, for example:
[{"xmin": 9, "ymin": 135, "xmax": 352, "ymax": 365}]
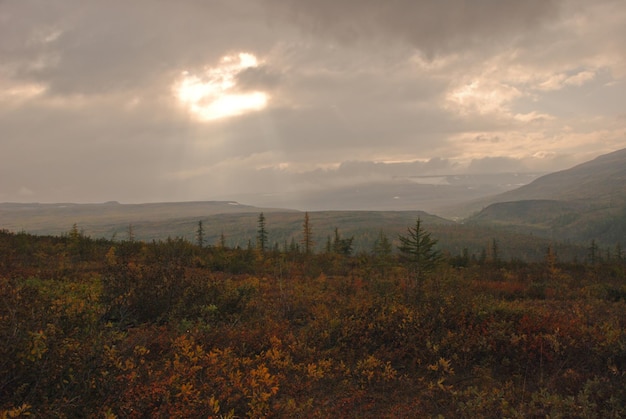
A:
[
  {"xmin": 372, "ymin": 230, "xmax": 392, "ymax": 259},
  {"xmin": 397, "ymin": 218, "xmax": 441, "ymax": 281},
  {"xmin": 301, "ymin": 211, "xmax": 314, "ymax": 255},
  {"xmin": 588, "ymin": 239, "xmax": 599, "ymax": 265},
  {"xmin": 257, "ymin": 212, "xmax": 268, "ymax": 253},
  {"xmin": 196, "ymin": 220, "xmax": 204, "ymax": 248},
  {"xmin": 450, "ymin": 247, "xmax": 471, "ymax": 267},
  {"xmin": 332, "ymin": 227, "xmax": 354, "ymax": 256}
]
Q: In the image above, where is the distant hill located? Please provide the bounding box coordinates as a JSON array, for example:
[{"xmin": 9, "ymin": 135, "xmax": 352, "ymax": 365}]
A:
[
  {"xmin": 0, "ymin": 201, "xmax": 294, "ymax": 237},
  {"xmin": 466, "ymin": 148, "xmax": 626, "ymax": 245},
  {"xmin": 230, "ymin": 172, "xmax": 542, "ymax": 213},
  {"xmin": 0, "ymin": 200, "xmax": 450, "ymax": 249},
  {"xmin": 480, "ymin": 148, "xmax": 626, "ymax": 205},
  {"xmin": 0, "ymin": 200, "xmax": 589, "ymax": 261}
]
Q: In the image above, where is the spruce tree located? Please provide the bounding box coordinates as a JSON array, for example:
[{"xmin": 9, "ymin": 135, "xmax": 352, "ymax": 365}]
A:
[
  {"xmin": 301, "ymin": 212, "xmax": 314, "ymax": 255},
  {"xmin": 372, "ymin": 230, "xmax": 392, "ymax": 259},
  {"xmin": 196, "ymin": 220, "xmax": 205, "ymax": 248},
  {"xmin": 398, "ymin": 217, "xmax": 441, "ymax": 281},
  {"xmin": 332, "ymin": 227, "xmax": 354, "ymax": 256},
  {"xmin": 257, "ymin": 212, "xmax": 268, "ymax": 253}
]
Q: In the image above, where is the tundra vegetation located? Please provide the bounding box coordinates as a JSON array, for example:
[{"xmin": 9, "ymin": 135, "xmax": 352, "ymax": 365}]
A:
[{"xmin": 1, "ymin": 218, "xmax": 625, "ymax": 418}]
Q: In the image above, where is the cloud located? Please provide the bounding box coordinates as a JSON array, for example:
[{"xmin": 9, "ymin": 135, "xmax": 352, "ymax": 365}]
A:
[
  {"xmin": 235, "ymin": 65, "xmax": 283, "ymax": 91},
  {"xmin": 537, "ymin": 70, "xmax": 596, "ymax": 91},
  {"xmin": 466, "ymin": 156, "xmax": 528, "ymax": 174},
  {"xmin": 262, "ymin": 0, "xmax": 563, "ymax": 56},
  {"xmin": 445, "ymin": 79, "xmax": 523, "ymax": 116},
  {"xmin": 173, "ymin": 52, "xmax": 270, "ymax": 121},
  {"xmin": 0, "ymin": 0, "xmax": 625, "ymax": 206},
  {"xmin": 2, "ymin": 0, "xmax": 279, "ymax": 97}
]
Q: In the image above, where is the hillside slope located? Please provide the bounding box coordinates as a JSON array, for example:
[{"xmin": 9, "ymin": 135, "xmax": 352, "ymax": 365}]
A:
[
  {"xmin": 466, "ymin": 148, "xmax": 626, "ymax": 245},
  {"xmin": 0, "ymin": 201, "xmax": 294, "ymax": 237},
  {"xmin": 487, "ymin": 148, "xmax": 626, "ymax": 205}
]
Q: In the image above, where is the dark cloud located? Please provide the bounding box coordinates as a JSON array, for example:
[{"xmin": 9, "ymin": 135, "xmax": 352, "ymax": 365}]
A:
[
  {"xmin": 2, "ymin": 0, "xmax": 279, "ymax": 96},
  {"xmin": 262, "ymin": 0, "xmax": 563, "ymax": 55}
]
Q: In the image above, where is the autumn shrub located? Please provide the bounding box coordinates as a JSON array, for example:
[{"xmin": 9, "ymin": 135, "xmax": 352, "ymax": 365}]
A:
[
  {"xmin": 0, "ymin": 275, "xmax": 105, "ymax": 417},
  {"xmin": 2, "ymin": 231, "xmax": 626, "ymax": 417}
]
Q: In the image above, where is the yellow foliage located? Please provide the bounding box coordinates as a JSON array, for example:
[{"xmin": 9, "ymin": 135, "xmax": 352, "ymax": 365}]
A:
[
  {"xmin": 105, "ymin": 247, "xmax": 117, "ymax": 265},
  {"xmin": 428, "ymin": 357, "xmax": 455, "ymax": 376},
  {"xmin": 0, "ymin": 404, "xmax": 31, "ymax": 418}
]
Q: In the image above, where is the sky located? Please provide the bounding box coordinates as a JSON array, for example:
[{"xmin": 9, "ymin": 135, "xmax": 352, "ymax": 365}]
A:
[{"xmin": 1, "ymin": 0, "xmax": 626, "ymax": 205}]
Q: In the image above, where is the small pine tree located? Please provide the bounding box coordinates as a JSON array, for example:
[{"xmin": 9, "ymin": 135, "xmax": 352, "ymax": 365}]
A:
[
  {"xmin": 289, "ymin": 237, "xmax": 299, "ymax": 254},
  {"xmin": 588, "ymin": 239, "xmax": 599, "ymax": 265},
  {"xmin": 257, "ymin": 212, "xmax": 268, "ymax": 253},
  {"xmin": 301, "ymin": 212, "xmax": 314, "ymax": 255},
  {"xmin": 332, "ymin": 227, "xmax": 354, "ymax": 256},
  {"xmin": 546, "ymin": 245, "xmax": 560, "ymax": 280},
  {"xmin": 372, "ymin": 230, "xmax": 392, "ymax": 259},
  {"xmin": 70, "ymin": 223, "xmax": 80, "ymax": 241},
  {"xmin": 398, "ymin": 218, "xmax": 441, "ymax": 282},
  {"xmin": 196, "ymin": 220, "xmax": 205, "ymax": 248},
  {"xmin": 491, "ymin": 238, "xmax": 500, "ymax": 264}
]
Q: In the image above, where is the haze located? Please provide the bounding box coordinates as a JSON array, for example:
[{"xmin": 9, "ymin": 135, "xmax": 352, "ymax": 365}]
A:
[{"xmin": 2, "ymin": 0, "xmax": 625, "ymax": 207}]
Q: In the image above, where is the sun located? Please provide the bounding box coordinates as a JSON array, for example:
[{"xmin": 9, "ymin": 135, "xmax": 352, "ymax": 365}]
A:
[{"xmin": 174, "ymin": 52, "xmax": 269, "ymax": 121}]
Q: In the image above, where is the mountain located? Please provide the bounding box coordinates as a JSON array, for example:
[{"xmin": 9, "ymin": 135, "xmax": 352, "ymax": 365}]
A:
[
  {"xmin": 466, "ymin": 148, "xmax": 626, "ymax": 245},
  {"xmin": 481, "ymin": 148, "xmax": 626, "ymax": 204}
]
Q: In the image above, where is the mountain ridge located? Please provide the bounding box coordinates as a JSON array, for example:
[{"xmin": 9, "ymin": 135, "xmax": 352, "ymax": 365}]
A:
[{"xmin": 466, "ymin": 147, "xmax": 626, "ymax": 244}]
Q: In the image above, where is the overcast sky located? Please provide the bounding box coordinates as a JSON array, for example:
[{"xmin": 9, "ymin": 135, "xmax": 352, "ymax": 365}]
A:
[{"xmin": 2, "ymin": 0, "xmax": 626, "ymax": 204}]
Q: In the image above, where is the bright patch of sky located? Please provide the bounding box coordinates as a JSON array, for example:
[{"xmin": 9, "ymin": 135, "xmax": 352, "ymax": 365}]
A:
[{"xmin": 174, "ymin": 53, "xmax": 269, "ymax": 121}]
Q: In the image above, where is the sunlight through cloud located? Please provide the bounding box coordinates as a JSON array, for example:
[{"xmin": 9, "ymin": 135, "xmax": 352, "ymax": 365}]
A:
[
  {"xmin": 174, "ymin": 52, "xmax": 268, "ymax": 121},
  {"xmin": 446, "ymin": 80, "xmax": 522, "ymax": 116}
]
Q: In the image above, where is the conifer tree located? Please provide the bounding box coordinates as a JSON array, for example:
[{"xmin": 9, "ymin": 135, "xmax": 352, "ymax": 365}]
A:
[
  {"xmin": 257, "ymin": 212, "xmax": 268, "ymax": 253},
  {"xmin": 372, "ymin": 230, "xmax": 392, "ymax": 259},
  {"xmin": 196, "ymin": 220, "xmax": 205, "ymax": 248},
  {"xmin": 398, "ymin": 217, "xmax": 441, "ymax": 281},
  {"xmin": 301, "ymin": 212, "xmax": 314, "ymax": 255},
  {"xmin": 70, "ymin": 223, "xmax": 80, "ymax": 241},
  {"xmin": 332, "ymin": 227, "xmax": 354, "ymax": 256},
  {"xmin": 127, "ymin": 223, "xmax": 135, "ymax": 242},
  {"xmin": 588, "ymin": 239, "xmax": 599, "ymax": 265},
  {"xmin": 289, "ymin": 237, "xmax": 299, "ymax": 254},
  {"xmin": 616, "ymin": 243, "xmax": 623, "ymax": 262},
  {"xmin": 491, "ymin": 238, "xmax": 500, "ymax": 264}
]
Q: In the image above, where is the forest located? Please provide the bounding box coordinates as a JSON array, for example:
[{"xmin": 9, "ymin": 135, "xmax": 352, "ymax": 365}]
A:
[{"xmin": 1, "ymin": 216, "xmax": 625, "ymax": 418}]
